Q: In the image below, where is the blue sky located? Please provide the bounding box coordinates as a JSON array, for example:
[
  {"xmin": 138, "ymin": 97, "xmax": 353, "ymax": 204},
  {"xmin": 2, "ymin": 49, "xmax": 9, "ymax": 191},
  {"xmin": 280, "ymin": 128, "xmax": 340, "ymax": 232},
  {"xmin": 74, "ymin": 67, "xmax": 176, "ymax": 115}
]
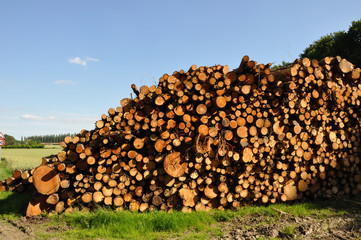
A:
[{"xmin": 1, "ymin": 0, "xmax": 360, "ymax": 140}]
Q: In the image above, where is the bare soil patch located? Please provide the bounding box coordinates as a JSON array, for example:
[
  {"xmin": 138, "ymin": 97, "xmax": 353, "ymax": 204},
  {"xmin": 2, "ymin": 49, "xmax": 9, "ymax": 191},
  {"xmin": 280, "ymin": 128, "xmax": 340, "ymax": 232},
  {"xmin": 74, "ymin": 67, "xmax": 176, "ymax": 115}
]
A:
[
  {"xmin": 220, "ymin": 211, "xmax": 361, "ymax": 239},
  {"xmin": 0, "ymin": 216, "xmax": 69, "ymax": 240}
]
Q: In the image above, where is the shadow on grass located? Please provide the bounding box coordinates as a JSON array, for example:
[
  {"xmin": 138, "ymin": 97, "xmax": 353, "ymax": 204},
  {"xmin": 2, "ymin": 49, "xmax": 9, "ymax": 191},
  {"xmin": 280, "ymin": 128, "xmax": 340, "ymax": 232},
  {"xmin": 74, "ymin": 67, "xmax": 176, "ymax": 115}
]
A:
[
  {"xmin": 313, "ymin": 196, "xmax": 361, "ymax": 210},
  {"xmin": 0, "ymin": 191, "xmax": 32, "ymax": 216},
  {"xmin": 274, "ymin": 196, "xmax": 361, "ymax": 216},
  {"xmin": 0, "ymin": 158, "xmax": 31, "ymax": 217}
]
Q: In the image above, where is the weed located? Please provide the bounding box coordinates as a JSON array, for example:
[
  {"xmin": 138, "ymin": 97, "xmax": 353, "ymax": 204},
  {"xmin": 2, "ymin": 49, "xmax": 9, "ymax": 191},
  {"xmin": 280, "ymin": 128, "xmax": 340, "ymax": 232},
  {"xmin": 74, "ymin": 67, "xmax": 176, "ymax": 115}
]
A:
[{"xmin": 281, "ymin": 225, "xmax": 295, "ymax": 237}]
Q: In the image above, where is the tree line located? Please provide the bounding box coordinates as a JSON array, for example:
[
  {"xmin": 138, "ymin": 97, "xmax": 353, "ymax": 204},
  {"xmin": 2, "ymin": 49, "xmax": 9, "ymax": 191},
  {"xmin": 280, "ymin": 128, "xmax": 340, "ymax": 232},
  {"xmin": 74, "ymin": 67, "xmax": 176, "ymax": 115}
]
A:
[
  {"xmin": 301, "ymin": 19, "xmax": 361, "ymax": 67},
  {"xmin": 272, "ymin": 19, "xmax": 361, "ymax": 70},
  {"xmin": 22, "ymin": 133, "xmax": 77, "ymax": 144},
  {"xmin": 2, "ymin": 133, "xmax": 77, "ymax": 148}
]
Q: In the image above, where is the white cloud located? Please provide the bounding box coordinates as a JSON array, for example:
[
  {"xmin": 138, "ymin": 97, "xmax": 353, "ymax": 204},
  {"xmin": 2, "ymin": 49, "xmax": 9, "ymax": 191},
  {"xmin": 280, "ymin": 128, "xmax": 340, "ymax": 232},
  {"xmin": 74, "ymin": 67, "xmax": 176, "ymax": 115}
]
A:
[
  {"xmin": 68, "ymin": 57, "xmax": 86, "ymax": 66},
  {"xmin": 21, "ymin": 114, "xmax": 57, "ymax": 121},
  {"xmin": 85, "ymin": 57, "xmax": 100, "ymax": 63},
  {"xmin": 61, "ymin": 117, "xmax": 96, "ymax": 124},
  {"xmin": 53, "ymin": 80, "xmax": 77, "ymax": 85},
  {"xmin": 20, "ymin": 113, "xmax": 97, "ymax": 125},
  {"xmin": 68, "ymin": 56, "xmax": 100, "ymax": 66}
]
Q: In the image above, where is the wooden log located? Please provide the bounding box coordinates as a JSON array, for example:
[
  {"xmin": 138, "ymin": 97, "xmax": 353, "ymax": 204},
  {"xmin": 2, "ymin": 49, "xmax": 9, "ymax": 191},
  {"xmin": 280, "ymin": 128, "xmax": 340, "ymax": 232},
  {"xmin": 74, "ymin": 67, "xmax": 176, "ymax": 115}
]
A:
[
  {"xmin": 196, "ymin": 104, "xmax": 208, "ymax": 115},
  {"xmin": 45, "ymin": 193, "xmax": 59, "ymax": 206},
  {"xmin": 164, "ymin": 152, "xmax": 187, "ymax": 178},
  {"xmin": 33, "ymin": 166, "xmax": 60, "ymax": 195},
  {"xmin": 139, "ymin": 202, "xmax": 149, "ymax": 212},
  {"xmin": 195, "ymin": 134, "xmax": 211, "ymax": 154},
  {"xmin": 26, "ymin": 195, "xmax": 48, "ymax": 217},
  {"xmin": 81, "ymin": 192, "xmax": 93, "ymax": 204},
  {"xmin": 283, "ymin": 182, "xmax": 298, "ymax": 201},
  {"xmin": 242, "ymin": 148, "xmax": 253, "ymax": 163},
  {"xmin": 204, "ymin": 185, "xmax": 218, "ymax": 199},
  {"xmin": 215, "ymin": 96, "xmax": 227, "ymax": 108},
  {"xmin": 179, "ymin": 188, "xmax": 197, "ymax": 207},
  {"xmin": 237, "ymin": 126, "xmax": 248, "ymax": 138},
  {"xmin": 93, "ymin": 191, "xmax": 104, "ymax": 203},
  {"xmin": 338, "ymin": 58, "xmax": 353, "ymax": 73},
  {"xmin": 55, "ymin": 201, "xmax": 65, "ymax": 213},
  {"xmin": 155, "ymin": 139, "xmax": 166, "ymax": 153}
]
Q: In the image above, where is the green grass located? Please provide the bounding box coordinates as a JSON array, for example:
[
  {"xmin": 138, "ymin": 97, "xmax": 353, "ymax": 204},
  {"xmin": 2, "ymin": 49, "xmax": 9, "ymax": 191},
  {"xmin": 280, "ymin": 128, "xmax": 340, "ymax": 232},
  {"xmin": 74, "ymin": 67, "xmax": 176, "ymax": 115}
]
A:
[
  {"xmin": 270, "ymin": 200, "xmax": 350, "ymax": 217},
  {"xmin": 1, "ymin": 144, "xmax": 62, "ymax": 170},
  {"xmin": 40, "ymin": 199, "xmax": 356, "ymax": 240},
  {"xmin": 0, "ymin": 158, "xmax": 13, "ymax": 180},
  {"xmin": 51, "ymin": 210, "xmax": 217, "ymax": 239},
  {"xmin": 281, "ymin": 225, "xmax": 295, "ymax": 237}
]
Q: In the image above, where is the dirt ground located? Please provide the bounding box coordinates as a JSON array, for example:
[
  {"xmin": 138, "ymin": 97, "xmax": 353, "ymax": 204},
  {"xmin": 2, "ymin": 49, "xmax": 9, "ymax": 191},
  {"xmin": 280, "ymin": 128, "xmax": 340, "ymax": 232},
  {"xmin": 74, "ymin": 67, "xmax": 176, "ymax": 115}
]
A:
[
  {"xmin": 1, "ymin": 209, "xmax": 361, "ymax": 240},
  {"xmin": 0, "ymin": 216, "xmax": 68, "ymax": 240},
  {"xmin": 219, "ymin": 211, "xmax": 361, "ymax": 239}
]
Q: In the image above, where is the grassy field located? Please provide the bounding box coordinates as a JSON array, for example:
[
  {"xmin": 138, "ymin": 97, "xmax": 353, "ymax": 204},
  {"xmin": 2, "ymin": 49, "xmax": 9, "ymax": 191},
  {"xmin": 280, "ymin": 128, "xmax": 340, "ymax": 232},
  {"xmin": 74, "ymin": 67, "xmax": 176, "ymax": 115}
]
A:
[
  {"xmin": 1, "ymin": 144, "xmax": 62, "ymax": 170},
  {"xmin": 0, "ymin": 146, "xmax": 360, "ymax": 239}
]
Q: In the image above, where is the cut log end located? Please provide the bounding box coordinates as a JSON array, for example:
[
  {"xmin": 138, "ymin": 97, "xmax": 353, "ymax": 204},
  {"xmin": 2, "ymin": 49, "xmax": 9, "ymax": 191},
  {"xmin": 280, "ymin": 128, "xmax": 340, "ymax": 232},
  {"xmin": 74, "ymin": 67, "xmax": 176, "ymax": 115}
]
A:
[
  {"xmin": 164, "ymin": 152, "xmax": 187, "ymax": 178},
  {"xmin": 33, "ymin": 166, "xmax": 60, "ymax": 195}
]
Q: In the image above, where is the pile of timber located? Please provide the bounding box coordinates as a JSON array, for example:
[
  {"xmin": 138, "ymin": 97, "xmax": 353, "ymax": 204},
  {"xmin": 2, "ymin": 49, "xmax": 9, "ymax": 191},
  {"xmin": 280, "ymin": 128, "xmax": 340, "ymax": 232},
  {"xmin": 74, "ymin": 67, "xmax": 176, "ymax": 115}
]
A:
[{"xmin": 1, "ymin": 56, "xmax": 361, "ymax": 216}]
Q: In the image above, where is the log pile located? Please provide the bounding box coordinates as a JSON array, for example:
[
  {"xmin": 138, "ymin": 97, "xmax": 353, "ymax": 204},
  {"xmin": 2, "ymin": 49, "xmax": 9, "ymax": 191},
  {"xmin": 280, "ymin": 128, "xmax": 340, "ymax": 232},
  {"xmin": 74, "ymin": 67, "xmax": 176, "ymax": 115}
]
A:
[{"xmin": 2, "ymin": 56, "xmax": 361, "ymax": 216}]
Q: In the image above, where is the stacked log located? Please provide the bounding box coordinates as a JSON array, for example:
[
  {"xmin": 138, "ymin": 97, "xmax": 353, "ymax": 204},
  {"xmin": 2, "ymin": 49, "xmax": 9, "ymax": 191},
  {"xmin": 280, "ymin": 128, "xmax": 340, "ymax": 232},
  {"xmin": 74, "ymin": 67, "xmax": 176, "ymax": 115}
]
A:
[{"xmin": 2, "ymin": 55, "xmax": 361, "ymax": 216}]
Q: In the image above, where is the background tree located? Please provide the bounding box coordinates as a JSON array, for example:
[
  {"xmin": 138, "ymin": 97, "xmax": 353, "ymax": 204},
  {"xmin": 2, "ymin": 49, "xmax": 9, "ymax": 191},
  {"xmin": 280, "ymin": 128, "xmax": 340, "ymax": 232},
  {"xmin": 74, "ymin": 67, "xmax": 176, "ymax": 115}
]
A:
[
  {"xmin": 3, "ymin": 134, "xmax": 17, "ymax": 146},
  {"xmin": 24, "ymin": 133, "xmax": 76, "ymax": 144},
  {"xmin": 301, "ymin": 19, "xmax": 361, "ymax": 67},
  {"xmin": 270, "ymin": 60, "xmax": 292, "ymax": 71}
]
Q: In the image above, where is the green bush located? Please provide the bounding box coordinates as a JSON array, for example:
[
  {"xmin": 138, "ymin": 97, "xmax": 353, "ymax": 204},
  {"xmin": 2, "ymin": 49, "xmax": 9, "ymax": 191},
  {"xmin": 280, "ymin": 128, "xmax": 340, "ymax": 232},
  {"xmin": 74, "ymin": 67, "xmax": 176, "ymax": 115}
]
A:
[
  {"xmin": 301, "ymin": 19, "xmax": 361, "ymax": 67},
  {"xmin": 3, "ymin": 144, "xmax": 44, "ymax": 149},
  {"xmin": 3, "ymin": 139, "xmax": 44, "ymax": 149}
]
